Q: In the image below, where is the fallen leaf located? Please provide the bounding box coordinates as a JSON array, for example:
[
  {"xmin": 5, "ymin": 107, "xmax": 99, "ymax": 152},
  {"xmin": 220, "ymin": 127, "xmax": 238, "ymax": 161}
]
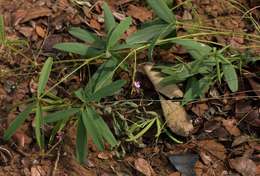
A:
[
  {"xmin": 20, "ymin": 7, "xmax": 52, "ymax": 23},
  {"xmin": 203, "ymin": 120, "xmax": 221, "ymax": 133},
  {"xmin": 198, "ymin": 140, "xmax": 226, "ymax": 160},
  {"xmin": 17, "ymin": 27, "xmax": 34, "ymax": 38},
  {"xmin": 229, "ymin": 157, "xmax": 256, "ymax": 176},
  {"xmin": 160, "ymin": 96, "xmax": 194, "ymax": 136},
  {"xmin": 168, "ymin": 153, "xmax": 198, "ymax": 176},
  {"xmin": 199, "ymin": 151, "xmax": 213, "ymax": 165},
  {"xmin": 127, "ymin": 5, "xmax": 153, "ymax": 22},
  {"xmin": 235, "ymin": 101, "xmax": 260, "ymax": 127},
  {"xmin": 134, "ymin": 158, "xmax": 155, "ymax": 176},
  {"xmin": 89, "ymin": 19, "xmax": 101, "ymax": 30},
  {"xmin": 143, "ymin": 64, "xmax": 183, "ymax": 99},
  {"xmin": 35, "ymin": 26, "xmax": 46, "ymax": 38},
  {"xmin": 232, "ymin": 135, "xmax": 250, "ymax": 147},
  {"xmin": 143, "ymin": 64, "xmax": 193, "ymax": 136},
  {"xmin": 191, "ymin": 103, "xmax": 208, "ymax": 117},
  {"xmin": 222, "ymin": 119, "xmax": 241, "ymax": 136}
]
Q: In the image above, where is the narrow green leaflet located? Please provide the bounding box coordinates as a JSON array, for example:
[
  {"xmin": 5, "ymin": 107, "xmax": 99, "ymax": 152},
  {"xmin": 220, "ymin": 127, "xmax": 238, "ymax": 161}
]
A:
[
  {"xmin": 102, "ymin": 2, "xmax": 116, "ymax": 33},
  {"xmin": 88, "ymin": 80, "xmax": 126, "ymax": 101},
  {"xmin": 223, "ymin": 63, "xmax": 238, "ymax": 92},
  {"xmin": 76, "ymin": 115, "xmax": 88, "ymax": 163},
  {"xmin": 35, "ymin": 102, "xmax": 44, "ymax": 149},
  {"xmin": 146, "ymin": 0, "xmax": 175, "ymax": 24},
  {"xmin": 107, "ymin": 17, "xmax": 132, "ymax": 50},
  {"xmin": 69, "ymin": 27, "xmax": 100, "ymax": 44},
  {"xmin": 0, "ymin": 15, "xmax": 5, "ymax": 42},
  {"xmin": 171, "ymin": 39, "xmax": 212, "ymax": 60},
  {"xmin": 86, "ymin": 57, "xmax": 119, "ymax": 93},
  {"xmin": 53, "ymin": 42, "xmax": 101, "ymax": 57},
  {"xmin": 44, "ymin": 108, "xmax": 80, "ymax": 123},
  {"xmin": 126, "ymin": 24, "xmax": 168, "ymax": 45},
  {"xmin": 126, "ymin": 118, "xmax": 156, "ymax": 142},
  {"xmin": 182, "ymin": 77, "xmax": 212, "ymax": 105},
  {"xmin": 37, "ymin": 57, "xmax": 53, "ymax": 98},
  {"xmin": 147, "ymin": 24, "xmax": 175, "ymax": 60},
  {"xmin": 3, "ymin": 104, "xmax": 34, "ymax": 140},
  {"xmin": 82, "ymin": 108, "xmax": 104, "ymax": 151},
  {"xmin": 89, "ymin": 107, "xmax": 118, "ymax": 147}
]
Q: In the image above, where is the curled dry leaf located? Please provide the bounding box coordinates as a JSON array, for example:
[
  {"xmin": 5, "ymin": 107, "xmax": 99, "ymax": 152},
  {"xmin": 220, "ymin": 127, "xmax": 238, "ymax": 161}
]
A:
[
  {"xmin": 89, "ymin": 19, "xmax": 101, "ymax": 30},
  {"xmin": 35, "ymin": 26, "xmax": 46, "ymax": 38},
  {"xmin": 134, "ymin": 158, "xmax": 156, "ymax": 176},
  {"xmin": 143, "ymin": 64, "xmax": 193, "ymax": 136},
  {"xmin": 229, "ymin": 157, "xmax": 256, "ymax": 176},
  {"xmin": 198, "ymin": 140, "xmax": 226, "ymax": 160},
  {"xmin": 222, "ymin": 119, "xmax": 241, "ymax": 136}
]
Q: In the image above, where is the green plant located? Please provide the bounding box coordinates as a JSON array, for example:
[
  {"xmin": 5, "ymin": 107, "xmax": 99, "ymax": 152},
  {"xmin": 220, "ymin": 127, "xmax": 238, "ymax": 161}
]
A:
[
  {"xmin": 4, "ymin": 0, "xmax": 255, "ymax": 165},
  {"xmin": 0, "ymin": 15, "xmax": 33, "ymax": 65},
  {"xmin": 156, "ymin": 39, "xmax": 239, "ymax": 104},
  {"xmin": 4, "ymin": 56, "xmax": 125, "ymax": 163}
]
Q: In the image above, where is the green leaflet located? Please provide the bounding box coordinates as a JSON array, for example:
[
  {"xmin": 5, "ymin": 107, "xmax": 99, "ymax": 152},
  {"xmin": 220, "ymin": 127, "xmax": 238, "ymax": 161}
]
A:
[
  {"xmin": 102, "ymin": 2, "xmax": 116, "ymax": 33},
  {"xmin": 44, "ymin": 108, "xmax": 80, "ymax": 123},
  {"xmin": 53, "ymin": 42, "xmax": 101, "ymax": 56},
  {"xmin": 223, "ymin": 63, "xmax": 238, "ymax": 92},
  {"xmin": 35, "ymin": 102, "xmax": 44, "ymax": 149},
  {"xmin": 69, "ymin": 27, "xmax": 102, "ymax": 45},
  {"xmin": 87, "ymin": 80, "xmax": 126, "ymax": 101},
  {"xmin": 76, "ymin": 115, "xmax": 88, "ymax": 163},
  {"xmin": 147, "ymin": 0, "xmax": 175, "ymax": 24},
  {"xmin": 3, "ymin": 104, "xmax": 34, "ymax": 140},
  {"xmin": 182, "ymin": 77, "xmax": 212, "ymax": 105},
  {"xmin": 86, "ymin": 57, "xmax": 119, "ymax": 93},
  {"xmin": 82, "ymin": 107, "xmax": 104, "ymax": 151},
  {"xmin": 88, "ymin": 107, "xmax": 118, "ymax": 147},
  {"xmin": 126, "ymin": 24, "xmax": 168, "ymax": 45},
  {"xmin": 171, "ymin": 39, "xmax": 212, "ymax": 60},
  {"xmin": 106, "ymin": 17, "xmax": 132, "ymax": 50},
  {"xmin": 37, "ymin": 57, "xmax": 53, "ymax": 98}
]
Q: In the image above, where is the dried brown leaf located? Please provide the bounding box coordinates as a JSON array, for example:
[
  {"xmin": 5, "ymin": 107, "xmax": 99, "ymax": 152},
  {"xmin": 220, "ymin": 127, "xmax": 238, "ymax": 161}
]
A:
[
  {"xmin": 134, "ymin": 158, "xmax": 156, "ymax": 176},
  {"xmin": 222, "ymin": 119, "xmax": 241, "ymax": 136},
  {"xmin": 229, "ymin": 157, "xmax": 256, "ymax": 176},
  {"xmin": 160, "ymin": 96, "xmax": 194, "ymax": 136},
  {"xmin": 127, "ymin": 5, "xmax": 153, "ymax": 22},
  {"xmin": 20, "ymin": 7, "xmax": 52, "ymax": 23},
  {"xmin": 35, "ymin": 26, "xmax": 46, "ymax": 38},
  {"xmin": 198, "ymin": 140, "xmax": 226, "ymax": 160},
  {"xmin": 89, "ymin": 19, "xmax": 101, "ymax": 30}
]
